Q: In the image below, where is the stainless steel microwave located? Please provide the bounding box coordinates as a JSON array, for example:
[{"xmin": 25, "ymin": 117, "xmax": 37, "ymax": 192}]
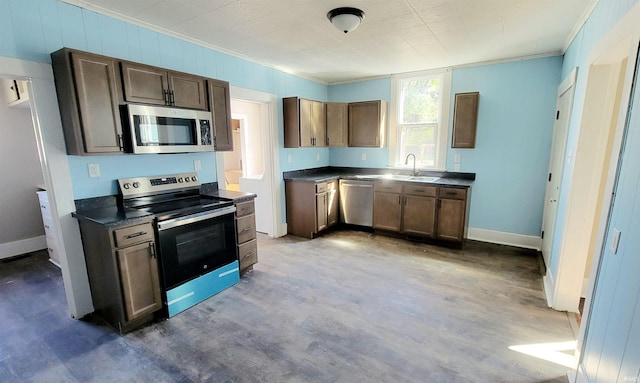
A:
[{"xmin": 123, "ymin": 104, "xmax": 213, "ymax": 154}]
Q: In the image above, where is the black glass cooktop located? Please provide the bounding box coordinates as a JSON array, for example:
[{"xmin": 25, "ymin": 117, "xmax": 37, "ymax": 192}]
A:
[{"xmin": 134, "ymin": 196, "xmax": 233, "ymax": 221}]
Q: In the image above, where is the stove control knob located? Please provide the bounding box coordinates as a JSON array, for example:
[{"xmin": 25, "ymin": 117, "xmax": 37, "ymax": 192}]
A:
[
  {"xmin": 178, "ymin": 177, "xmax": 183, "ymax": 183},
  {"xmin": 184, "ymin": 178, "xmax": 190, "ymax": 183},
  {"xmin": 133, "ymin": 182, "xmax": 140, "ymax": 188},
  {"xmin": 123, "ymin": 183, "xmax": 130, "ymax": 190},
  {"xmin": 191, "ymin": 176, "xmax": 197, "ymax": 182}
]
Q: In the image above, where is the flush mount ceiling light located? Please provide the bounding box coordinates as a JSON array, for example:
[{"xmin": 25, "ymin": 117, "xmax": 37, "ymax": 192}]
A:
[{"xmin": 327, "ymin": 7, "xmax": 365, "ymax": 34}]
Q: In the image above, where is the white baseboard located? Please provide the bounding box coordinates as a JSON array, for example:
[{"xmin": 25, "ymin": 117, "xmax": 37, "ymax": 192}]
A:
[
  {"xmin": 467, "ymin": 227, "xmax": 542, "ymax": 250},
  {"xmin": 0, "ymin": 236, "xmax": 47, "ymax": 260},
  {"xmin": 543, "ymin": 271, "xmax": 556, "ymax": 308}
]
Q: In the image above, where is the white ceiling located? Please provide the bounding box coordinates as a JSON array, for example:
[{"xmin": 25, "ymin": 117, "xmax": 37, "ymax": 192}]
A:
[{"xmin": 62, "ymin": 0, "xmax": 596, "ymax": 84}]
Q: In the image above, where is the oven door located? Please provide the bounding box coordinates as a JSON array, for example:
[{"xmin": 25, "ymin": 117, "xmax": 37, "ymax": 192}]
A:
[{"xmin": 156, "ymin": 206, "xmax": 237, "ymax": 290}]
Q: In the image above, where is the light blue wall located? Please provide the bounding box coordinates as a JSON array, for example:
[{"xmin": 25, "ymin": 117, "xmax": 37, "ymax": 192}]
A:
[
  {"xmin": 556, "ymin": 0, "xmax": 640, "ymax": 381},
  {"xmin": 328, "ymin": 78, "xmax": 391, "ymax": 168},
  {"xmin": 327, "ymin": 58, "xmax": 562, "ymax": 236},
  {"xmin": 449, "ymin": 58, "xmax": 561, "ymax": 235},
  {"xmin": 1, "ymin": 0, "xmax": 327, "ymax": 200}
]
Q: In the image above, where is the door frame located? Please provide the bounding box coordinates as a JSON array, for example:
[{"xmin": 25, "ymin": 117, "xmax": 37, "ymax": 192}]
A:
[
  {"xmin": 573, "ymin": 12, "xmax": 640, "ymax": 382},
  {"xmin": 218, "ymin": 86, "xmax": 285, "ymax": 237},
  {"xmin": 0, "ymin": 56, "xmax": 93, "ymax": 318},
  {"xmin": 541, "ymin": 67, "xmax": 577, "ymax": 267}
]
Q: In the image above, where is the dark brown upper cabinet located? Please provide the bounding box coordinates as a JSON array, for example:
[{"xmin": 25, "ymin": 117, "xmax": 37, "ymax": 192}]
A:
[
  {"xmin": 208, "ymin": 79, "xmax": 233, "ymax": 151},
  {"xmin": 451, "ymin": 92, "xmax": 479, "ymax": 148},
  {"xmin": 120, "ymin": 61, "xmax": 208, "ymax": 110},
  {"xmin": 326, "ymin": 102, "xmax": 348, "ymax": 147},
  {"xmin": 348, "ymin": 100, "xmax": 387, "ymax": 147},
  {"xmin": 283, "ymin": 97, "xmax": 326, "ymax": 148},
  {"xmin": 51, "ymin": 48, "xmax": 124, "ymax": 155}
]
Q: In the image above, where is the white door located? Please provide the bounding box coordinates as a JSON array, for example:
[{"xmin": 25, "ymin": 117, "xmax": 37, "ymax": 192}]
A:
[
  {"xmin": 541, "ymin": 70, "xmax": 577, "ymax": 267},
  {"xmin": 218, "ymin": 87, "xmax": 282, "ymax": 237}
]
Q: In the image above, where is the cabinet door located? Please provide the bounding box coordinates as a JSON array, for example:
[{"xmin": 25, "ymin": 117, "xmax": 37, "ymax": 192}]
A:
[
  {"xmin": 373, "ymin": 192, "xmax": 402, "ymax": 232},
  {"xmin": 120, "ymin": 62, "xmax": 168, "ymax": 106},
  {"xmin": 326, "ymin": 102, "xmax": 348, "ymax": 147},
  {"xmin": 349, "ymin": 100, "xmax": 386, "ymax": 147},
  {"xmin": 327, "ymin": 181, "xmax": 339, "ymax": 227},
  {"xmin": 208, "ymin": 79, "xmax": 233, "ymax": 151},
  {"xmin": 437, "ymin": 198, "xmax": 466, "ymax": 241},
  {"xmin": 299, "ymin": 98, "xmax": 314, "ymax": 147},
  {"xmin": 168, "ymin": 72, "xmax": 208, "ymax": 110},
  {"xmin": 403, "ymin": 195, "xmax": 436, "ymax": 237},
  {"xmin": 71, "ymin": 52, "xmax": 123, "ymax": 153},
  {"xmin": 117, "ymin": 241, "xmax": 162, "ymax": 321},
  {"xmin": 311, "ymin": 100, "xmax": 326, "ymax": 147},
  {"xmin": 316, "ymin": 192, "xmax": 328, "ymax": 232}
]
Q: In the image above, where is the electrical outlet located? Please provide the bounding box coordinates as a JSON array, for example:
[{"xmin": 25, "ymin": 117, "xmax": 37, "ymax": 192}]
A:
[
  {"xmin": 454, "ymin": 164, "xmax": 461, "ymax": 172},
  {"xmin": 316, "ymin": 153, "xmax": 320, "ymax": 161},
  {"xmin": 454, "ymin": 154, "xmax": 461, "ymax": 163},
  {"xmin": 194, "ymin": 160, "xmax": 201, "ymax": 171},
  {"xmin": 361, "ymin": 152, "xmax": 366, "ymax": 161},
  {"xmin": 88, "ymin": 163, "xmax": 100, "ymax": 178},
  {"xmin": 288, "ymin": 154, "xmax": 292, "ymax": 163}
]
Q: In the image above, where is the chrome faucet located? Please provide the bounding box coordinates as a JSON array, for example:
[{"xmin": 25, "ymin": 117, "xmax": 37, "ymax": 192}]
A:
[{"xmin": 405, "ymin": 153, "xmax": 417, "ymax": 176}]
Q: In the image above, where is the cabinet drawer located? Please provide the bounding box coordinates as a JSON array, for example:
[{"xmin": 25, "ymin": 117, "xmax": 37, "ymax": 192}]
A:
[
  {"xmin": 236, "ymin": 200, "xmax": 255, "ymax": 217},
  {"xmin": 440, "ymin": 187, "xmax": 467, "ymax": 200},
  {"xmin": 238, "ymin": 239, "xmax": 258, "ymax": 269},
  {"xmin": 236, "ymin": 215, "xmax": 256, "ymax": 243},
  {"xmin": 316, "ymin": 183, "xmax": 327, "ymax": 193},
  {"xmin": 404, "ymin": 185, "xmax": 437, "ymax": 197},
  {"xmin": 42, "ymin": 214, "xmax": 56, "ymax": 239},
  {"xmin": 113, "ymin": 222, "xmax": 154, "ymax": 248},
  {"xmin": 374, "ymin": 182, "xmax": 402, "ymax": 193}
]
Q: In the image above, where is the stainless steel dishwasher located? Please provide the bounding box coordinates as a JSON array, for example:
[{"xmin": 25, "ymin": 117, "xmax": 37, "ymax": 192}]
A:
[{"xmin": 339, "ymin": 179, "xmax": 374, "ymax": 227}]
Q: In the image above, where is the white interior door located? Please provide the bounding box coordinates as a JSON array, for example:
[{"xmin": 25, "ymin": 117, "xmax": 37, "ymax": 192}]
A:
[
  {"xmin": 221, "ymin": 86, "xmax": 282, "ymax": 237},
  {"xmin": 541, "ymin": 69, "xmax": 577, "ymax": 267}
]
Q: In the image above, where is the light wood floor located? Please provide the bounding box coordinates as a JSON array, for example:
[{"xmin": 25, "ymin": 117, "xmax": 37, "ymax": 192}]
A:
[{"xmin": 0, "ymin": 230, "xmax": 574, "ymax": 382}]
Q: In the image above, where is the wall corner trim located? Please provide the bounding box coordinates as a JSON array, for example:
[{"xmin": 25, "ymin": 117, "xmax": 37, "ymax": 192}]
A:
[
  {"xmin": 543, "ymin": 271, "xmax": 556, "ymax": 308},
  {"xmin": 467, "ymin": 227, "xmax": 542, "ymax": 250}
]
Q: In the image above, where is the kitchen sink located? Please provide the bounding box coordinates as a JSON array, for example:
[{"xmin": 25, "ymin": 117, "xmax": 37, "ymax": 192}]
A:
[{"xmin": 407, "ymin": 176, "xmax": 440, "ymax": 182}]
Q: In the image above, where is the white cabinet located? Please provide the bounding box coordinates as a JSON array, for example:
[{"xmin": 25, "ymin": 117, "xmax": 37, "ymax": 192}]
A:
[{"xmin": 37, "ymin": 191, "xmax": 60, "ymax": 267}]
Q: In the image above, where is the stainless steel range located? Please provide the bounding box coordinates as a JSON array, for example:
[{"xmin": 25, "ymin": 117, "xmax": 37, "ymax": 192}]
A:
[{"xmin": 118, "ymin": 172, "xmax": 239, "ymax": 317}]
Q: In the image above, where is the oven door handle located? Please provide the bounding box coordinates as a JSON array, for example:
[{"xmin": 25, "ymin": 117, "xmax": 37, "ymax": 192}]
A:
[{"xmin": 157, "ymin": 206, "xmax": 237, "ymax": 231}]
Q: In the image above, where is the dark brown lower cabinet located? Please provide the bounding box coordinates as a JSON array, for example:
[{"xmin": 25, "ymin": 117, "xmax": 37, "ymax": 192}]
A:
[
  {"xmin": 78, "ymin": 219, "xmax": 162, "ymax": 333},
  {"xmin": 403, "ymin": 195, "xmax": 436, "ymax": 236},
  {"xmin": 436, "ymin": 187, "xmax": 468, "ymax": 242},
  {"xmin": 286, "ymin": 179, "xmax": 339, "ymax": 239},
  {"xmin": 373, "ymin": 181, "xmax": 402, "ymax": 232},
  {"xmin": 235, "ymin": 199, "xmax": 258, "ymax": 274}
]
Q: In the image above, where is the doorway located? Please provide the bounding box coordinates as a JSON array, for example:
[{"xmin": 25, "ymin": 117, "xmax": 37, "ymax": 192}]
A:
[
  {"xmin": 217, "ymin": 87, "xmax": 283, "ymax": 238},
  {"xmin": 545, "ymin": 20, "xmax": 638, "ymax": 314}
]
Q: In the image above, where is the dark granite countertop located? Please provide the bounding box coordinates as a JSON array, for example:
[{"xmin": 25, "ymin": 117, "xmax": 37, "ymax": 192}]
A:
[
  {"xmin": 283, "ymin": 167, "xmax": 475, "ymax": 188},
  {"xmin": 202, "ymin": 189, "xmax": 257, "ymax": 203},
  {"xmin": 72, "ymin": 206, "xmax": 154, "ymax": 228}
]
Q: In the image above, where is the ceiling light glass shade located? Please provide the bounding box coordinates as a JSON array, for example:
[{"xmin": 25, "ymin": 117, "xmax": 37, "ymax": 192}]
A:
[{"xmin": 327, "ymin": 7, "xmax": 365, "ymax": 34}]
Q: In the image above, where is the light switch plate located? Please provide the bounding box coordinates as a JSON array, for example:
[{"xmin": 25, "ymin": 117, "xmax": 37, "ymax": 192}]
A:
[
  {"xmin": 316, "ymin": 153, "xmax": 320, "ymax": 161},
  {"xmin": 454, "ymin": 154, "xmax": 461, "ymax": 163},
  {"xmin": 194, "ymin": 160, "xmax": 201, "ymax": 171},
  {"xmin": 288, "ymin": 154, "xmax": 292, "ymax": 163},
  {"xmin": 610, "ymin": 229, "xmax": 621, "ymax": 254},
  {"xmin": 361, "ymin": 152, "xmax": 366, "ymax": 161},
  {"xmin": 88, "ymin": 163, "xmax": 100, "ymax": 178}
]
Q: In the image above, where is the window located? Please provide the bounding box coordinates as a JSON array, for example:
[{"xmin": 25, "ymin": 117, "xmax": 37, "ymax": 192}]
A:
[{"xmin": 389, "ymin": 70, "xmax": 451, "ymax": 170}]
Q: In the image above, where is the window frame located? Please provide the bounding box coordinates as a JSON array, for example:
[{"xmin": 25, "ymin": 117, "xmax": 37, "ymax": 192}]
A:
[{"xmin": 388, "ymin": 69, "xmax": 452, "ymax": 171}]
